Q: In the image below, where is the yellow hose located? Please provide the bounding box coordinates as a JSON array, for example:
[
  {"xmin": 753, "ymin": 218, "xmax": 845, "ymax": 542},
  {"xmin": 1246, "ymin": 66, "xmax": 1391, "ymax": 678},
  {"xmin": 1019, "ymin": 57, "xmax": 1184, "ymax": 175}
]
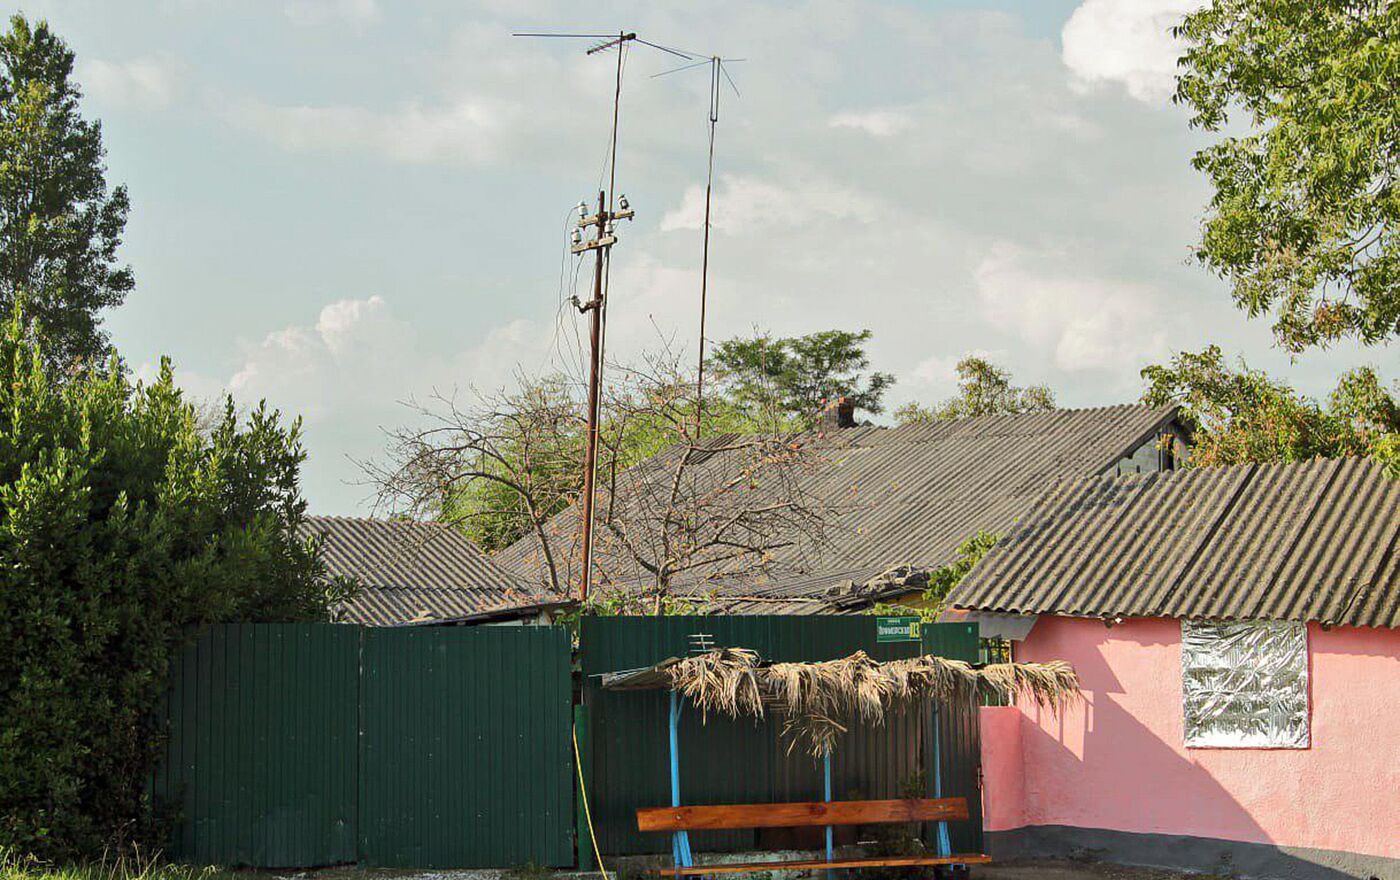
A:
[{"xmin": 573, "ymin": 721, "xmax": 607, "ymax": 875}]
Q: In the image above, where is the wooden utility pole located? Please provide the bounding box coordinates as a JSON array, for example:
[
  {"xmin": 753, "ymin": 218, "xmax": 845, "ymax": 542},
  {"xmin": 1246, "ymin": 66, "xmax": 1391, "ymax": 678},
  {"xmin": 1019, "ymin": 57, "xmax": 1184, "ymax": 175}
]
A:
[{"xmin": 572, "ymin": 194, "xmax": 633, "ymax": 607}]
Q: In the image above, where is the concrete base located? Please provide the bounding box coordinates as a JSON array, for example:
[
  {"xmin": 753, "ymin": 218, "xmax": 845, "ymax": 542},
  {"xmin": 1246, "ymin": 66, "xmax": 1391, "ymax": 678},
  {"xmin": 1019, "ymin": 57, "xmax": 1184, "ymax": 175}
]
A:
[{"xmin": 987, "ymin": 825, "xmax": 1399, "ymax": 880}]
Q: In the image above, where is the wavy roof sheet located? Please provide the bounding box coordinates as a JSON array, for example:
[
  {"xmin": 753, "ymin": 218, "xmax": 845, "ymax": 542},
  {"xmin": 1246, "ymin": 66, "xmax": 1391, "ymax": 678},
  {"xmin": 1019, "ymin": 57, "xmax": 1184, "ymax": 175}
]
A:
[
  {"xmin": 947, "ymin": 458, "xmax": 1400, "ymax": 628},
  {"xmin": 496, "ymin": 404, "xmax": 1181, "ymax": 612},
  {"xmin": 300, "ymin": 516, "xmax": 558, "ymax": 625}
]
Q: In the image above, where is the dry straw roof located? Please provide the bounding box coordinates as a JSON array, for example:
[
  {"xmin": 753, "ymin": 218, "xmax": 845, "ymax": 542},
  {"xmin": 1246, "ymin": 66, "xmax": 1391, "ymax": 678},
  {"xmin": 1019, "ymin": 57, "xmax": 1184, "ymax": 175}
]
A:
[
  {"xmin": 604, "ymin": 647, "xmax": 1079, "ymax": 754},
  {"xmin": 948, "ymin": 457, "xmax": 1400, "ymax": 629}
]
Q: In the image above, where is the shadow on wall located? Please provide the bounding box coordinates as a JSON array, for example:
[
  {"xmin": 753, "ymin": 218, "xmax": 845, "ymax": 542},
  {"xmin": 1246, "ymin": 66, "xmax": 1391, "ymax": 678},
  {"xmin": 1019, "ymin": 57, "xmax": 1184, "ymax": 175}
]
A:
[{"xmin": 996, "ymin": 617, "xmax": 1394, "ymax": 880}]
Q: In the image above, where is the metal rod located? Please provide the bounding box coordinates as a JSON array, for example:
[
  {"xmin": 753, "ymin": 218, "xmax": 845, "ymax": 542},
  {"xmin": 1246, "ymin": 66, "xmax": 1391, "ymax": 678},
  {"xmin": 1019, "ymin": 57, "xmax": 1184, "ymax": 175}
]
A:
[
  {"xmin": 581, "ymin": 34, "xmax": 629, "ymax": 604},
  {"xmin": 669, "ymin": 691, "xmax": 693, "ymax": 867},
  {"xmin": 823, "ymin": 746, "xmax": 834, "ymax": 877},
  {"xmin": 694, "ymin": 58, "xmax": 720, "ymax": 439},
  {"xmin": 932, "ymin": 704, "xmax": 951, "ymax": 858}
]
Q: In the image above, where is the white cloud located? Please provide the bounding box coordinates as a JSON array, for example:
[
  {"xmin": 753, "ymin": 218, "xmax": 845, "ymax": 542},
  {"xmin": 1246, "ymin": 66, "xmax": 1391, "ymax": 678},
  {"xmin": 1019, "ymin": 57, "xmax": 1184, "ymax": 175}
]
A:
[
  {"xmin": 79, "ymin": 55, "xmax": 181, "ymax": 109},
  {"xmin": 829, "ymin": 109, "xmax": 913, "ymax": 137},
  {"xmin": 186, "ymin": 295, "xmax": 555, "ymax": 506},
  {"xmin": 1061, "ymin": 0, "xmax": 1198, "ymax": 102},
  {"xmin": 908, "ymin": 349, "xmax": 1003, "ymax": 389},
  {"xmin": 227, "ymin": 97, "xmax": 509, "ymax": 165},
  {"xmin": 974, "ymin": 242, "xmax": 1168, "ymax": 374},
  {"xmin": 284, "ymin": 0, "xmax": 379, "ymax": 26},
  {"xmin": 224, "ymin": 295, "xmax": 555, "ymax": 412},
  {"xmin": 660, "ymin": 173, "xmax": 881, "ymax": 234}
]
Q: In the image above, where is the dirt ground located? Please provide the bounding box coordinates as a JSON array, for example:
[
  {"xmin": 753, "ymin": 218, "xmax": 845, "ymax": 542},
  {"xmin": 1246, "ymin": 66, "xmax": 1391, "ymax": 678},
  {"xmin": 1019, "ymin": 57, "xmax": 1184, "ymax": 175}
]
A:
[
  {"xmin": 265, "ymin": 858, "xmax": 1205, "ymax": 880},
  {"xmin": 978, "ymin": 859, "xmax": 1211, "ymax": 880}
]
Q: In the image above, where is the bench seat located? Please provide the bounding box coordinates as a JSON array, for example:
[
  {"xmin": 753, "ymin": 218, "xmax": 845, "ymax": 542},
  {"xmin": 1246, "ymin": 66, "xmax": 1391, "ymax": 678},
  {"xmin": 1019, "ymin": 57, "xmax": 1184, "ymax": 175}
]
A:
[
  {"xmin": 638, "ymin": 797, "xmax": 989, "ymax": 875},
  {"xmin": 655, "ymin": 854, "xmax": 993, "ymax": 876}
]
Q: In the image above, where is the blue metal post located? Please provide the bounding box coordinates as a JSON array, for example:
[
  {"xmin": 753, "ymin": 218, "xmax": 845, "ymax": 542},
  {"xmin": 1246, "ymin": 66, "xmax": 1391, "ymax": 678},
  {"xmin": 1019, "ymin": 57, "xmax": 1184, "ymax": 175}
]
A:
[
  {"xmin": 823, "ymin": 747, "xmax": 834, "ymax": 872},
  {"xmin": 931, "ymin": 703, "xmax": 952, "ymax": 858},
  {"xmin": 669, "ymin": 690, "xmax": 693, "ymax": 868}
]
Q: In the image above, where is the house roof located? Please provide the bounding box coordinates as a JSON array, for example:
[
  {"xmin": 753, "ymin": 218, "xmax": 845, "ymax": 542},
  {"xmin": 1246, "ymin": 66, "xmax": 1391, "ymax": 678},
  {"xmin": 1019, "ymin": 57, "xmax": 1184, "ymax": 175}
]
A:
[
  {"xmin": 495, "ymin": 404, "xmax": 1182, "ymax": 613},
  {"xmin": 301, "ymin": 516, "xmax": 564, "ymax": 626},
  {"xmin": 947, "ymin": 457, "xmax": 1400, "ymax": 629}
]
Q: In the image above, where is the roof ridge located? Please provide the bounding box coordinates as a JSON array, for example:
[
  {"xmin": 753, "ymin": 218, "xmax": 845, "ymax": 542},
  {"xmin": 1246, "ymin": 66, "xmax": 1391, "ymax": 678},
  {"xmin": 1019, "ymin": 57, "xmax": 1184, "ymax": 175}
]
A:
[
  {"xmin": 305, "ymin": 514, "xmax": 452, "ymax": 528},
  {"xmin": 834, "ymin": 402, "xmax": 1174, "ymax": 435}
]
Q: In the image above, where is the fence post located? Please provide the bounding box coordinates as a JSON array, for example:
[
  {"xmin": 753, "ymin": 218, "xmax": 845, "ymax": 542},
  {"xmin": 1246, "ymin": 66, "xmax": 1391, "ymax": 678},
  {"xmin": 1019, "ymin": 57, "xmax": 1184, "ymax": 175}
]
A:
[{"xmin": 575, "ymin": 703, "xmax": 597, "ymax": 871}]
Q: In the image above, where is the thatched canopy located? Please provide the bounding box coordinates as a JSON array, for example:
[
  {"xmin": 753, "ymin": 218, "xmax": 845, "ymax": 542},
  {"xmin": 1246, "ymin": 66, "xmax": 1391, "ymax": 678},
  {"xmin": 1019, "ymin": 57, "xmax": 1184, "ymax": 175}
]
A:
[{"xmin": 602, "ymin": 647, "xmax": 1080, "ymax": 755}]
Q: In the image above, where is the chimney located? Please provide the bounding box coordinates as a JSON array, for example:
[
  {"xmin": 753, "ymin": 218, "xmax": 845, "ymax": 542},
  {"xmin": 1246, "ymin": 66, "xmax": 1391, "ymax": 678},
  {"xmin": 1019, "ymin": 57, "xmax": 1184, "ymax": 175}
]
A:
[{"xmin": 818, "ymin": 396, "xmax": 857, "ymax": 431}]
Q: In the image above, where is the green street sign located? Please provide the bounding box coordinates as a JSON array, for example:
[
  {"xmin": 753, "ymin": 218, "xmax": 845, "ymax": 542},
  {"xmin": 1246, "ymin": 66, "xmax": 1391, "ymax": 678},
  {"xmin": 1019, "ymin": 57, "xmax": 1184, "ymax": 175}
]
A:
[{"xmin": 875, "ymin": 616, "xmax": 921, "ymax": 643}]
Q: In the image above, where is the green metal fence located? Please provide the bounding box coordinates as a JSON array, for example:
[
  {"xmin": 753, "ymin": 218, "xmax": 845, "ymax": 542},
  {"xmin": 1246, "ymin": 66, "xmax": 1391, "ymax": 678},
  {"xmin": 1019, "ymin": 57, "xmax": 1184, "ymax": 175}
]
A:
[
  {"xmin": 155, "ymin": 623, "xmax": 574, "ymax": 869},
  {"xmin": 358, "ymin": 626, "xmax": 574, "ymax": 868},
  {"xmin": 578, "ymin": 616, "xmax": 983, "ymax": 856},
  {"xmin": 157, "ymin": 617, "xmax": 983, "ymax": 868},
  {"xmin": 153, "ymin": 624, "xmax": 359, "ymax": 867}
]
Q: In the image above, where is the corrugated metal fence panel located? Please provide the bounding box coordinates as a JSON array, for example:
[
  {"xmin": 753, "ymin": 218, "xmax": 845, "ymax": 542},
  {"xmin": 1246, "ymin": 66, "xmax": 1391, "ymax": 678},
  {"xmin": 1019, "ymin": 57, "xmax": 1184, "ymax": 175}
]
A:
[
  {"xmin": 580, "ymin": 616, "xmax": 981, "ymax": 856},
  {"xmin": 155, "ymin": 624, "xmax": 359, "ymax": 867},
  {"xmin": 922, "ymin": 622, "xmax": 983, "ymax": 854},
  {"xmin": 358, "ymin": 626, "xmax": 574, "ymax": 868}
]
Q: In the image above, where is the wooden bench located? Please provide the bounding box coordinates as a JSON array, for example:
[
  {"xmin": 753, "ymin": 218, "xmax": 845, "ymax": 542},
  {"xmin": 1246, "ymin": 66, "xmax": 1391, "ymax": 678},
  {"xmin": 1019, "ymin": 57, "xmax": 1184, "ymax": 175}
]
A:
[{"xmin": 636, "ymin": 797, "xmax": 991, "ymax": 876}]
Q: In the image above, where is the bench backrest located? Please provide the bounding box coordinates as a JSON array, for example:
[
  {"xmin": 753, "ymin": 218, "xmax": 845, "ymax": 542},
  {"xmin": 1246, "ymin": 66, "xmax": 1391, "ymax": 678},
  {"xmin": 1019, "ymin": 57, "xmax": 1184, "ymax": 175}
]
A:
[{"xmin": 636, "ymin": 797, "xmax": 969, "ymax": 832}]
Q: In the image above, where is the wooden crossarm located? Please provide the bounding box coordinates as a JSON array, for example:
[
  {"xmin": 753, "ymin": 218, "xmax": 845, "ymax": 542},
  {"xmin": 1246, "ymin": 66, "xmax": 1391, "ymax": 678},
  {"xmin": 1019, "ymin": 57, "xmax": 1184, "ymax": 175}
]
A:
[
  {"xmin": 654, "ymin": 854, "xmax": 993, "ymax": 876},
  {"xmin": 636, "ymin": 797, "xmax": 970, "ymax": 832}
]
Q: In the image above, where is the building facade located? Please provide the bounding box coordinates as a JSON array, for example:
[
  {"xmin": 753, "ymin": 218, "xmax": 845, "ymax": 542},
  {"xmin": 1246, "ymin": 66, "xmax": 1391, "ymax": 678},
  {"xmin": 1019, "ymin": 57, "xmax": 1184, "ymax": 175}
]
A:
[{"xmin": 948, "ymin": 458, "xmax": 1400, "ymax": 879}]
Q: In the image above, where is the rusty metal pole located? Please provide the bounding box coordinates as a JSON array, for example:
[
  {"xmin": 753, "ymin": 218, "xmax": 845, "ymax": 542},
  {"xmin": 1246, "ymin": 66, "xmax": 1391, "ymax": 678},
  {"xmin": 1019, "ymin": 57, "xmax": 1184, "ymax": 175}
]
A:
[{"xmin": 578, "ymin": 190, "xmax": 607, "ymax": 604}]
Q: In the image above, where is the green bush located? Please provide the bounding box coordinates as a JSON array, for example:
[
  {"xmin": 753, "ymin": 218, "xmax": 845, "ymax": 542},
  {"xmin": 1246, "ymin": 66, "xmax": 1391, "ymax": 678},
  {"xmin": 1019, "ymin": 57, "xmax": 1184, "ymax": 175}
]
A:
[{"xmin": 0, "ymin": 322, "xmax": 346, "ymax": 859}]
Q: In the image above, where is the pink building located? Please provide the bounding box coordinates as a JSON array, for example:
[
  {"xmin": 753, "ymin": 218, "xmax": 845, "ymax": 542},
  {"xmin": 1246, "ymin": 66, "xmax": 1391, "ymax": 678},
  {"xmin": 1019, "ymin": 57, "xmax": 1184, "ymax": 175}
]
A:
[{"xmin": 946, "ymin": 458, "xmax": 1400, "ymax": 880}]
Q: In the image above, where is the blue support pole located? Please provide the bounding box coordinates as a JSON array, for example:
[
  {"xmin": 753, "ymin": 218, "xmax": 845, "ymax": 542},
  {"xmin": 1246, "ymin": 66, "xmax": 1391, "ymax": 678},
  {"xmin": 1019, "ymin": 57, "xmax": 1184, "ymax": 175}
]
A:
[
  {"xmin": 669, "ymin": 691, "xmax": 693, "ymax": 868},
  {"xmin": 823, "ymin": 747, "xmax": 834, "ymax": 875},
  {"xmin": 931, "ymin": 703, "xmax": 952, "ymax": 858}
]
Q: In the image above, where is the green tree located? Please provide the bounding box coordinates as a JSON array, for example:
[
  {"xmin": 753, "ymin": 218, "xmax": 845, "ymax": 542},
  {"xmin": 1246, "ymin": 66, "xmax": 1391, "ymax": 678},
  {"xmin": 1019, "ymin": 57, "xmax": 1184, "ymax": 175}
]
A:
[
  {"xmin": 895, "ymin": 357, "xmax": 1055, "ymax": 424},
  {"xmin": 1141, "ymin": 346, "xmax": 1400, "ymax": 472},
  {"xmin": 1174, "ymin": 1, "xmax": 1400, "ymax": 351},
  {"xmin": 708, "ymin": 329, "xmax": 895, "ymax": 423},
  {"xmin": 376, "ymin": 351, "xmax": 833, "ymax": 598},
  {"xmin": 0, "ymin": 320, "xmax": 345, "ymax": 859},
  {"xmin": 391, "ymin": 366, "xmax": 781, "ymax": 558},
  {"xmin": 430, "ymin": 377, "xmax": 585, "ymax": 556},
  {"xmin": 1, "ymin": 14, "xmax": 133, "ymax": 370}
]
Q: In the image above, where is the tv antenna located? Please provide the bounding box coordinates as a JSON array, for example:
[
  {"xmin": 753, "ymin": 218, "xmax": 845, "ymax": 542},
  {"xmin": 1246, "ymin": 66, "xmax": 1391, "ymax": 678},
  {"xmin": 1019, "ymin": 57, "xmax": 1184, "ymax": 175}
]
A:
[
  {"xmin": 652, "ymin": 54, "xmax": 742, "ymax": 437},
  {"xmin": 513, "ymin": 30, "xmax": 713, "ymax": 605}
]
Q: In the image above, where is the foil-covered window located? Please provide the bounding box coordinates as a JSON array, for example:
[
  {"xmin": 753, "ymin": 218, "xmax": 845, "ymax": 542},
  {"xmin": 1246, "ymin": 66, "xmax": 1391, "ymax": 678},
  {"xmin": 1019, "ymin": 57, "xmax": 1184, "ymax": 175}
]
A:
[{"xmin": 1181, "ymin": 620, "xmax": 1309, "ymax": 749}]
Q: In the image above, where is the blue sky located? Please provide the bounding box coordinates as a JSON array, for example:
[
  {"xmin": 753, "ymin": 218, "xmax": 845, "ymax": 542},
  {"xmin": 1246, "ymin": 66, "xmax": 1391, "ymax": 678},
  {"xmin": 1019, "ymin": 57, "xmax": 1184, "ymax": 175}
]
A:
[{"xmin": 17, "ymin": 0, "xmax": 1395, "ymax": 513}]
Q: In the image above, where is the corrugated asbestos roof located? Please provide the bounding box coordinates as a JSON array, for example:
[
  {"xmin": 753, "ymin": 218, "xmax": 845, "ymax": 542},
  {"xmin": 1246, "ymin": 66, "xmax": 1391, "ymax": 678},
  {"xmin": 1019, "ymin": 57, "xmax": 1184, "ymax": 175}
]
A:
[
  {"xmin": 301, "ymin": 516, "xmax": 561, "ymax": 625},
  {"xmin": 495, "ymin": 404, "xmax": 1181, "ymax": 614},
  {"xmin": 947, "ymin": 458, "xmax": 1400, "ymax": 629}
]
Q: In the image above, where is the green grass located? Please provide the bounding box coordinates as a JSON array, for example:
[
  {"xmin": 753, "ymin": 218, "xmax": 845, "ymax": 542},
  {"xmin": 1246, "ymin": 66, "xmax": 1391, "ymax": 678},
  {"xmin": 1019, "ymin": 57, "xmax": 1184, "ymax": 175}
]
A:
[{"xmin": 0, "ymin": 850, "xmax": 240, "ymax": 880}]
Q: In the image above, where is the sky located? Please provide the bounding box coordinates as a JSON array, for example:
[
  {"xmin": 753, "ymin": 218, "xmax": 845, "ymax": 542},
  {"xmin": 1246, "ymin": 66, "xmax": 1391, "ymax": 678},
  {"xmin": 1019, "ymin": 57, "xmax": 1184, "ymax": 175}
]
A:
[{"xmin": 15, "ymin": 0, "xmax": 1396, "ymax": 514}]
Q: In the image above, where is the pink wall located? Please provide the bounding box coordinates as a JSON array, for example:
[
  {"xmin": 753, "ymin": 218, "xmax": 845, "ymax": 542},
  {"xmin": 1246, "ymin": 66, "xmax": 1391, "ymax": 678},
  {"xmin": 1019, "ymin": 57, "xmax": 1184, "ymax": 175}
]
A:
[{"xmin": 979, "ymin": 616, "xmax": 1400, "ymax": 859}]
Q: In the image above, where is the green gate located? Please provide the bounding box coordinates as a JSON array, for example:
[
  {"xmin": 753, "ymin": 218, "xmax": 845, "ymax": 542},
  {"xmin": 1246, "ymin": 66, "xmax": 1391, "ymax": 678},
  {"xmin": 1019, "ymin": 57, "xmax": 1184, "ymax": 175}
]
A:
[
  {"xmin": 155, "ymin": 623, "xmax": 574, "ymax": 869},
  {"xmin": 579, "ymin": 616, "xmax": 983, "ymax": 856},
  {"xmin": 358, "ymin": 626, "xmax": 574, "ymax": 868}
]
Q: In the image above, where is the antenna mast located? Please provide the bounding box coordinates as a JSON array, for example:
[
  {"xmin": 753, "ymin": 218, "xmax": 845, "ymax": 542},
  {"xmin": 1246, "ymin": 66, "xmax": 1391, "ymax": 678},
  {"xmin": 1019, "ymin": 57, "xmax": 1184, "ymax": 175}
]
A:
[
  {"xmin": 652, "ymin": 54, "xmax": 741, "ymax": 438},
  {"xmin": 694, "ymin": 58, "xmax": 721, "ymax": 437},
  {"xmin": 515, "ymin": 29, "xmax": 692, "ymax": 604}
]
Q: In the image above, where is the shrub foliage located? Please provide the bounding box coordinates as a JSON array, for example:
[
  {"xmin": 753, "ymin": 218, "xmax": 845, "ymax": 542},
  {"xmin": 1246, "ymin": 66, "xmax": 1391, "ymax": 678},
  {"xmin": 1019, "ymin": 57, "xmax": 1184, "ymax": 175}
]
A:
[{"xmin": 0, "ymin": 322, "xmax": 344, "ymax": 859}]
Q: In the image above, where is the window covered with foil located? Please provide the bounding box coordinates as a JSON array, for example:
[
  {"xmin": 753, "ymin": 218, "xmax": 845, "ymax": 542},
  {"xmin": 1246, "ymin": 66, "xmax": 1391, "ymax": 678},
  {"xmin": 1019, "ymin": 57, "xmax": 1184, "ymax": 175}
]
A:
[{"xmin": 1181, "ymin": 620, "xmax": 1309, "ymax": 749}]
